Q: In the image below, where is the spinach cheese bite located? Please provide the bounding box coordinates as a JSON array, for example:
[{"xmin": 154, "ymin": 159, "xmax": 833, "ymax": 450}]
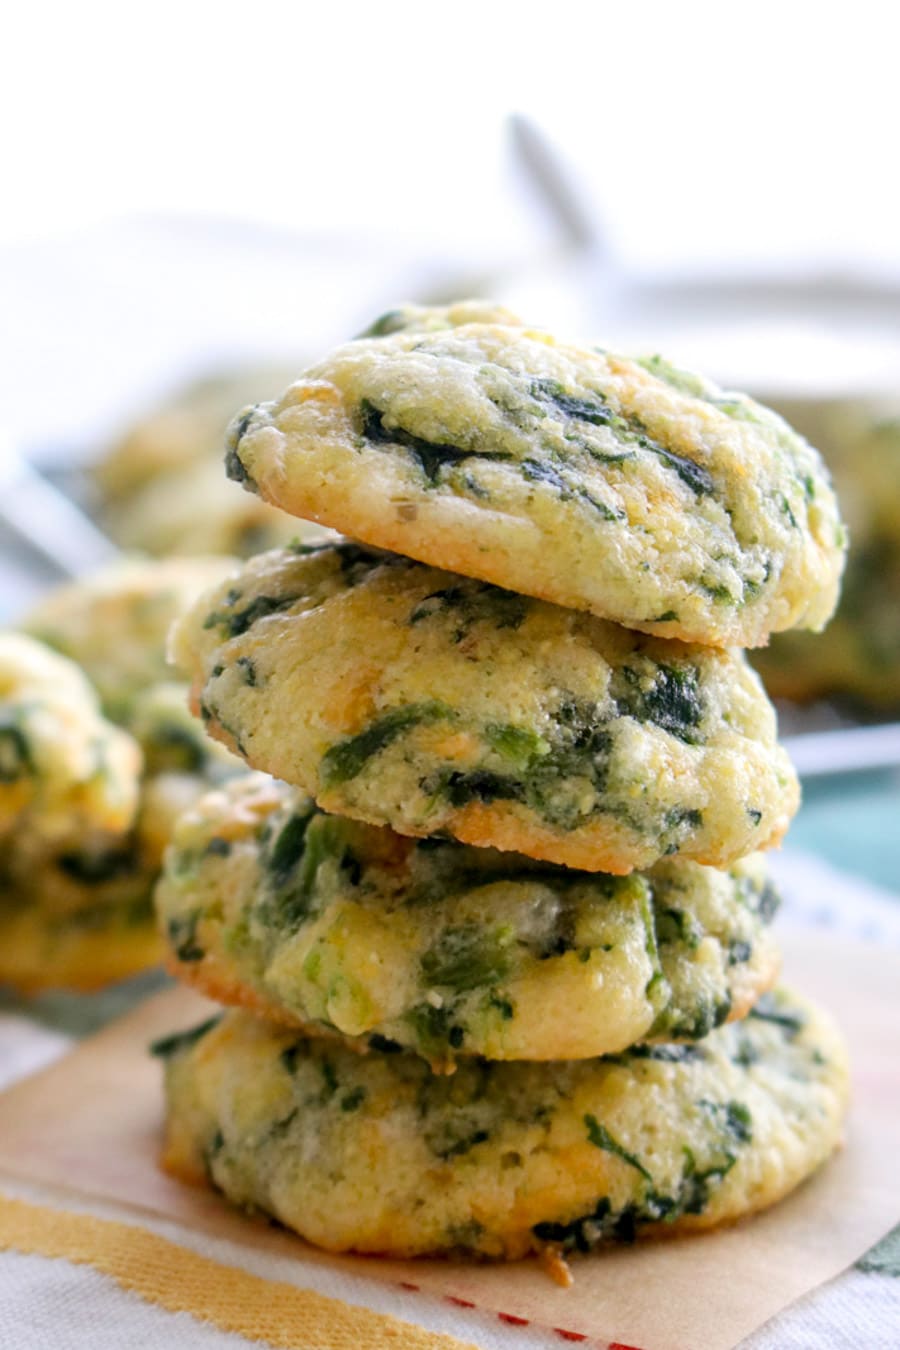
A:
[
  {"xmin": 753, "ymin": 534, "xmax": 900, "ymax": 709},
  {"xmin": 156, "ymin": 775, "xmax": 781, "ymax": 1067},
  {"xmin": 0, "ymin": 898, "xmax": 161, "ymax": 994},
  {"xmin": 0, "ymin": 633, "xmax": 141, "ymax": 848},
  {"xmin": 0, "ymin": 633, "xmax": 160, "ymax": 990},
  {"xmin": 172, "ymin": 542, "xmax": 800, "ymax": 874},
  {"xmin": 96, "ymin": 363, "xmax": 335, "ymax": 560},
  {"xmin": 96, "ymin": 363, "xmax": 304, "ymax": 502},
  {"xmin": 105, "ymin": 456, "xmax": 334, "ymax": 561},
  {"xmin": 158, "ymin": 987, "xmax": 847, "ymax": 1261},
  {"xmin": 0, "ymin": 632, "xmax": 237, "ymax": 994},
  {"xmin": 224, "ymin": 309, "xmax": 845, "ymax": 648},
  {"xmin": 0, "ymin": 763, "xmax": 215, "ymax": 994},
  {"xmin": 23, "ymin": 556, "xmax": 238, "ymax": 723},
  {"xmin": 752, "ymin": 412, "xmax": 900, "ymax": 710}
]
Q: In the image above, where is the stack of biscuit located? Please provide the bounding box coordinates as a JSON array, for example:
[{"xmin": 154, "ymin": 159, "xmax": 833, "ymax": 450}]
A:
[{"xmin": 155, "ymin": 302, "xmax": 850, "ymax": 1269}]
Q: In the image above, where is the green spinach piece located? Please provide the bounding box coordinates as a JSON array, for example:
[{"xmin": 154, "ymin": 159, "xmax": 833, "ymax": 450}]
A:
[
  {"xmin": 613, "ymin": 663, "xmax": 704, "ymax": 744},
  {"xmin": 584, "ymin": 1114, "xmax": 652, "ymax": 1180},
  {"xmin": 722, "ymin": 1100, "xmax": 753, "ymax": 1143},
  {"xmin": 340, "ymin": 1086, "xmax": 367, "ymax": 1112},
  {"xmin": 150, "ymin": 1014, "xmax": 222, "ymax": 1059},
  {"xmin": 728, "ymin": 939, "xmax": 752, "ymax": 966},
  {"xmin": 203, "ymin": 592, "xmax": 299, "ymax": 639},
  {"xmin": 432, "ymin": 695, "xmax": 612, "ymax": 831},
  {"xmin": 167, "ymin": 911, "xmax": 205, "ymax": 962},
  {"xmin": 420, "ymin": 923, "xmax": 515, "ymax": 992},
  {"xmin": 321, "ymin": 702, "xmax": 451, "ymax": 785},
  {"xmin": 361, "ymin": 400, "xmax": 477, "ymax": 482},
  {"xmin": 143, "ymin": 725, "xmax": 208, "ymax": 775},
  {"xmin": 532, "ymin": 378, "xmax": 714, "ymax": 495},
  {"xmin": 520, "ymin": 457, "xmax": 623, "ymax": 522},
  {"xmin": 484, "ymin": 723, "xmax": 548, "ymax": 767},
  {"xmin": 748, "ymin": 995, "xmax": 805, "ymax": 1038},
  {"xmin": 268, "ymin": 810, "xmax": 312, "ymax": 880},
  {"xmin": 57, "ymin": 845, "xmax": 139, "ymax": 885},
  {"xmin": 655, "ymin": 906, "xmax": 702, "ymax": 950},
  {"xmin": 260, "ymin": 808, "xmax": 358, "ymax": 931},
  {"xmin": 406, "ymin": 1002, "xmax": 465, "ymax": 1052},
  {"xmin": 358, "ymin": 310, "xmax": 407, "ymax": 337},
  {"xmin": 224, "ymin": 409, "xmax": 258, "ymax": 486},
  {"xmin": 236, "ymin": 656, "xmax": 258, "ymax": 686},
  {"xmin": 409, "ymin": 583, "xmax": 529, "ymax": 639},
  {"xmin": 0, "ymin": 723, "xmax": 32, "ymax": 782}
]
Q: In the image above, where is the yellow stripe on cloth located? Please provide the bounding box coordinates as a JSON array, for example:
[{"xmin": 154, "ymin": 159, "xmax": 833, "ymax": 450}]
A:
[{"xmin": 0, "ymin": 1192, "xmax": 477, "ymax": 1349}]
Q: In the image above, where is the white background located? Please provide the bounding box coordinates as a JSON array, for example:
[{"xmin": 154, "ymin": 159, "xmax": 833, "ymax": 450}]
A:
[
  {"xmin": 4, "ymin": 2, "xmax": 900, "ymax": 268},
  {"xmin": 2, "ymin": 1, "xmax": 900, "ymax": 450}
]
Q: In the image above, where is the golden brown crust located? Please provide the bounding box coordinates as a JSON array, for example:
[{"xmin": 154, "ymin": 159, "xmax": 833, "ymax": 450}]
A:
[
  {"xmin": 164, "ymin": 954, "xmax": 309, "ymax": 1031},
  {"xmin": 164, "ymin": 955, "xmax": 390, "ymax": 1060},
  {"xmin": 159, "ymin": 1151, "xmax": 209, "ymax": 1187},
  {"xmin": 418, "ymin": 799, "xmax": 792, "ymax": 876}
]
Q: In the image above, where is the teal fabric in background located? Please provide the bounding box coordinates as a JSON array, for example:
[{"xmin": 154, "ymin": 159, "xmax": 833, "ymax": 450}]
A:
[{"xmin": 791, "ymin": 770, "xmax": 900, "ymax": 895}]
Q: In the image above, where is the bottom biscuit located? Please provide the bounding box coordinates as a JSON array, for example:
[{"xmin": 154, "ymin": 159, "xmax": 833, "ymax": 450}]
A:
[{"xmin": 158, "ymin": 986, "xmax": 847, "ymax": 1261}]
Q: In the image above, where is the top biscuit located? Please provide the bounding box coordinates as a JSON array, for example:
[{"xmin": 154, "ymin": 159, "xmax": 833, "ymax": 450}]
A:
[{"xmin": 225, "ymin": 308, "xmax": 846, "ymax": 648}]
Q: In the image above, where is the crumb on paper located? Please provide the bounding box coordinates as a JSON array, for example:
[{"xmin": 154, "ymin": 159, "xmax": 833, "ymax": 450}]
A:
[{"xmin": 539, "ymin": 1245, "xmax": 573, "ymax": 1288}]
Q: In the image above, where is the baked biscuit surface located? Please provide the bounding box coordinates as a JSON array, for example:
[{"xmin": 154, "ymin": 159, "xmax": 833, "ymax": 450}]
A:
[
  {"xmin": 226, "ymin": 318, "xmax": 845, "ymax": 647},
  {"xmin": 23, "ymin": 556, "xmax": 237, "ymax": 722},
  {"xmin": 0, "ymin": 633, "xmax": 141, "ymax": 847},
  {"xmin": 0, "ymin": 886, "xmax": 160, "ymax": 993},
  {"xmin": 159, "ymin": 988, "xmax": 848, "ymax": 1260},
  {"xmin": 1, "ymin": 595, "xmax": 244, "ymax": 992},
  {"xmin": 752, "ymin": 413, "xmax": 900, "ymax": 708},
  {"xmin": 753, "ymin": 534, "xmax": 900, "ymax": 708},
  {"xmin": 96, "ymin": 363, "xmax": 304, "ymax": 500},
  {"xmin": 155, "ymin": 776, "xmax": 781, "ymax": 1065},
  {"xmin": 106, "ymin": 456, "xmax": 334, "ymax": 561},
  {"xmin": 172, "ymin": 543, "xmax": 799, "ymax": 873},
  {"xmin": 0, "ymin": 767, "xmax": 217, "ymax": 993},
  {"xmin": 0, "ymin": 634, "xmax": 167, "ymax": 991}
]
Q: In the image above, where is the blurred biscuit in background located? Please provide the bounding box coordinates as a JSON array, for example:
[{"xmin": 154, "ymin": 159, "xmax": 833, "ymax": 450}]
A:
[
  {"xmin": 95, "ymin": 366, "xmax": 335, "ymax": 559},
  {"xmin": 754, "ymin": 403, "xmax": 900, "ymax": 710}
]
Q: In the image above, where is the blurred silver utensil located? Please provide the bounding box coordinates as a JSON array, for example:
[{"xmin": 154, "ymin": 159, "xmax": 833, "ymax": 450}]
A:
[
  {"xmin": 415, "ymin": 114, "xmax": 608, "ymax": 309},
  {"xmin": 783, "ymin": 724, "xmax": 900, "ymax": 778},
  {"xmin": 0, "ymin": 435, "xmax": 118, "ymax": 579},
  {"xmin": 508, "ymin": 113, "xmax": 601, "ymax": 255}
]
